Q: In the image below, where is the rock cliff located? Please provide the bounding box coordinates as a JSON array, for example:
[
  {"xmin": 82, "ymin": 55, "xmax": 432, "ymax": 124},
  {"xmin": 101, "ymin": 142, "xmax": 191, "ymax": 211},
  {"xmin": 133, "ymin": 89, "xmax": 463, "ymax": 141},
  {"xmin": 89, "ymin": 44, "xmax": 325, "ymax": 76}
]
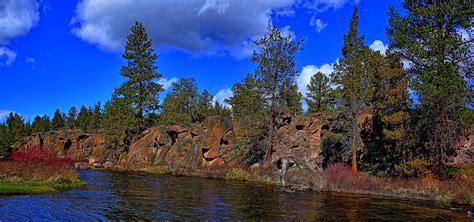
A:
[{"xmin": 19, "ymin": 115, "xmax": 324, "ymax": 173}]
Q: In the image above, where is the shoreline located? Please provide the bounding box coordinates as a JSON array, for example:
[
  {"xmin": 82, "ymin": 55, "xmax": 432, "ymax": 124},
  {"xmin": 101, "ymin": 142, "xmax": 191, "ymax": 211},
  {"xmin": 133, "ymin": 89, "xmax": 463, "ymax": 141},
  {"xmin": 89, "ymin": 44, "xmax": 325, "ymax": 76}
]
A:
[{"xmin": 89, "ymin": 164, "xmax": 474, "ymax": 207}]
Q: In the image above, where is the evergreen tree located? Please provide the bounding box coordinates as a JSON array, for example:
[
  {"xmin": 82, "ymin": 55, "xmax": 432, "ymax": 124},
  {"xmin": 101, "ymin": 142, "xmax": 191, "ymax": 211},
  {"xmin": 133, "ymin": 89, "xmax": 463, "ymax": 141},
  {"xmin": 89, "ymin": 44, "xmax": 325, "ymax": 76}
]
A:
[
  {"xmin": 387, "ymin": 0, "xmax": 473, "ymax": 174},
  {"xmin": 251, "ymin": 22, "xmax": 304, "ymax": 161},
  {"xmin": 362, "ymin": 50, "xmax": 410, "ymax": 173},
  {"xmin": 196, "ymin": 89, "xmax": 213, "ymax": 121},
  {"xmin": 331, "ymin": 7, "xmax": 372, "ymax": 175},
  {"xmin": 5, "ymin": 112, "xmax": 27, "ymax": 146},
  {"xmin": 305, "ymin": 72, "xmax": 334, "ymax": 113},
  {"xmin": 91, "ymin": 102, "xmax": 102, "ymax": 133},
  {"xmin": 51, "ymin": 109, "xmax": 66, "ymax": 131},
  {"xmin": 159, "ymin": 78, "xmax": 199, "ymax": 125},
  {"xmin": 212, "ymin": 101, "xmax": 232, "ymax": 117},
  {"xmin": 114, "ymin": 21, "xmax": 164, "ymax": 132},
  {"xmin": 226, "ymin": 74, "xmax": 268, "ymax": 164},
  {"xmin": 31, "ymin": 115, "xmax": 50, "ymax": 133},
  {"xmin": 0, "ymin": 123, "xmax": 9, "ymax": 159},
  {"xmin": 67, "ymin": 106, "xmax": 77, "ymax": 130},
  {"xmin": 103, "ymin": 97, "xmax": 138, "ymax": 154},
  {"xmin": 77, "ymin": 105, "xmax": 91, "ymax": 133}
]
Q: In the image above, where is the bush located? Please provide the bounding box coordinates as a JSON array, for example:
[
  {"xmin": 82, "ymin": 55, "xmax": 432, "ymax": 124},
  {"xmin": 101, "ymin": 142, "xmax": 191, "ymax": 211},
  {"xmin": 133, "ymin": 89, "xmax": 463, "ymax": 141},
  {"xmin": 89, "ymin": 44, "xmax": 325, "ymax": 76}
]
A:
[
  {"xmin": 394, "ymin": 158, "xmax": 429, "ymax": 177},
  {"xmin": 10, "ymin": 146, "xmax": 72, "ymax": 166},
  {"xmin": 323, "ymin": 163, "xmax": 356, "ymax": 191}
]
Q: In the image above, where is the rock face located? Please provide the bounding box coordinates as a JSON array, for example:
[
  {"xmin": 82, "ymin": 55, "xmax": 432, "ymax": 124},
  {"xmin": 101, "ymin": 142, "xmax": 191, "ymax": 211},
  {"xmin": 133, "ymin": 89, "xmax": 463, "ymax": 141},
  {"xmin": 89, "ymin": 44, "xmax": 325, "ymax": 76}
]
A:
[
  {"xmin": 18, "ymin": 115, "xmax": 324, "ymax": 172},
  {"xmin": 20, "ymin": 131, "xmax": 106, "ymax": 160}
]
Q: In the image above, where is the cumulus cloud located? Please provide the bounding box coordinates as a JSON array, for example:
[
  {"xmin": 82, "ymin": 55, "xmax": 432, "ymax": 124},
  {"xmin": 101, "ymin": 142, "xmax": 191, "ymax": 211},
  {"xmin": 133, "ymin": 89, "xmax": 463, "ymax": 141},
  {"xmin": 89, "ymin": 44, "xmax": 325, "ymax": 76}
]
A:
[
  {"xmin": 309, "ymin": 16, "xmax": 327, "ymax": 33},
  {"xmin": 369, "ymin": 40, "xmax": 388, "ymax": 55},
  {"xmin": 297, "ymin": 63, "xmax": 334, "ymax": 97},
  {"xmin": 0, "ymin": 0, "xmax": 40, "ymax": 44},
  {"xmin": 212, "ymin": 88, "xmax": 233, "ymax": 107},
  {"xmin": 303, "ymin": 0, "xmax": 360, "ymax": 13},
  {"xmin": 157, "ymin": 77, "xmax": 179, "ymax": 90},
  {"xmin": 0, "ymin": 47, "xmax": 17, "ymax": 66},
  {"xmin": 71, "ymin": 0, "xmax": 295, "ymax": 56}
]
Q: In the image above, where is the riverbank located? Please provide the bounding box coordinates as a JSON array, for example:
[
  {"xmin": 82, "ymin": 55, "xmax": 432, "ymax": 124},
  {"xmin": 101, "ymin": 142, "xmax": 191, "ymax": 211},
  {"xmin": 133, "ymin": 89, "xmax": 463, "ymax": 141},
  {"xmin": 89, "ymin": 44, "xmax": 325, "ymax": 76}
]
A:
[
  {"xmin": 0, "ymin": 162, "xmax": 84, "ymax": 195},
  {"xmin": 134, "ymin": 163, "xmax": 474, "ymax": 207}
]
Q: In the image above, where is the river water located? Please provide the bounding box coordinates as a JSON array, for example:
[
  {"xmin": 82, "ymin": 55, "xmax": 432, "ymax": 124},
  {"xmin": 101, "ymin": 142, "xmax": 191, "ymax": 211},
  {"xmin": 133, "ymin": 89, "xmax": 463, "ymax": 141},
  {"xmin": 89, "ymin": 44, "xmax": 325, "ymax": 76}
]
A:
[{"xmin": 0, "ymin": 170, "xmax": 471, "ymax": 221}]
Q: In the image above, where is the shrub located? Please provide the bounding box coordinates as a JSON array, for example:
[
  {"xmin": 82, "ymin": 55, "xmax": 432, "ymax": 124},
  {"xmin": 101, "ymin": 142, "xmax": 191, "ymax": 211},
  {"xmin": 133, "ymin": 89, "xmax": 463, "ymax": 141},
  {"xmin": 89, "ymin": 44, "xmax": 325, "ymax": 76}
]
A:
[
  {"xmin": 10, "ymin": 146, "xmax": 72, "ymax": 166},
  {"xmin": 323, "ymin": 163, "xmax": 356, "ymax": 191},
  {"xmin": 394, "ymin": 158, "xmax": 429, "ymax": 177}
]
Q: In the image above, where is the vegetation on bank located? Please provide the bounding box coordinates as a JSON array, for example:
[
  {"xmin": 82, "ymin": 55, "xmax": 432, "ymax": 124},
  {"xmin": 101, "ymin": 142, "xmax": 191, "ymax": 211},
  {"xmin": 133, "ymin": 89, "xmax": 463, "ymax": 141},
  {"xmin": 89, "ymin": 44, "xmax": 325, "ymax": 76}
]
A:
[
  {"xmin": 0, "ymin": 147, "xmax": 84, "ymax": 195},
  {"xmin": 0, "ymin": 0, "xmax": 472, "ymax": 200}
]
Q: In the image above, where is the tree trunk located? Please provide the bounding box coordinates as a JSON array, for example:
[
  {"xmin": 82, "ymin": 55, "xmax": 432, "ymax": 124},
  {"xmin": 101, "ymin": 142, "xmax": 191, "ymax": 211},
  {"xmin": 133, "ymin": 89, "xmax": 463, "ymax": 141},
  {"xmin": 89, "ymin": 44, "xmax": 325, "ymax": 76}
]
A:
[
  {"xmin": 351, "ymin": 136, "xmax": 357, "ymax": 175},
  {"xmin": 265, "ymin": 111, "xmax": 275, "ymax": 162}
]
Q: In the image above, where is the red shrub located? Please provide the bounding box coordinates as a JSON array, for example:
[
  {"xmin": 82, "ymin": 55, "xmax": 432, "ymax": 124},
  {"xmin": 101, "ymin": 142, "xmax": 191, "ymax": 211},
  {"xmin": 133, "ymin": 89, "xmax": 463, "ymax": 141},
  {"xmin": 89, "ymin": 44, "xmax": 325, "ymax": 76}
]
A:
[
  {"xmin": 324, "ymin": 163, "xmax": 356, "ymax": 190},
  {"xmin": 11, "ymin": 146, "xmax": 72, "ymax": 166}
]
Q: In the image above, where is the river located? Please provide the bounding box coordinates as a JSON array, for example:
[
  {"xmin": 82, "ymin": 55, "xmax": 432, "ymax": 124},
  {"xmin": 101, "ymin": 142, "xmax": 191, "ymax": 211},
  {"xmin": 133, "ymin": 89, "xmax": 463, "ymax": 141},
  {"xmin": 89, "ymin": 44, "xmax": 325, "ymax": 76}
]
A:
[{"xmin": 0, "ymin": 170, "xmax": 472, "ymax": 221}]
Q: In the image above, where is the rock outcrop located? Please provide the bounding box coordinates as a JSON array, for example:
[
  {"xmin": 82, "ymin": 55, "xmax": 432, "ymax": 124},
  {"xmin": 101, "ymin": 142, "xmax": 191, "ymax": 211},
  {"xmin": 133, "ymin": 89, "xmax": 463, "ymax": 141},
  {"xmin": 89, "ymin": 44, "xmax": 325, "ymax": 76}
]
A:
[{"xmin": 18, "ymin": 115, "xmax": 324, "ymax": 173}]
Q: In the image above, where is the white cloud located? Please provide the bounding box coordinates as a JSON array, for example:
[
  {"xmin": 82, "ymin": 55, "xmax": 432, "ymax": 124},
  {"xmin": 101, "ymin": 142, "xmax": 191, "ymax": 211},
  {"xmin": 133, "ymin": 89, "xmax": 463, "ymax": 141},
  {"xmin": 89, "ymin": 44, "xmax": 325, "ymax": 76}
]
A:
[
  {"xmin": 303, "ymin": 0, "xmax": 360, "ymax": 13},
  {"xmin": 0, "ymin": 47, "xmax": 17, "ymax": 66},
  {"xmin": 0, "ymin": 110, "xmax": 14, "ymax": 122},
  {"xmin": 0, "ymin": 0, "xmax": 40, "ymax": 44},
  {"xmin": 158, "ymin": 77, "xmax": 178, "ymax": 90},
  {"xmin": 369, "ymin": 40, "xmax": 388, "ymax": 55},
  {"xmin": 280, "ymin": 26, "xmax": 296, "ymax": 40},
  {"xmin": 212, "ymin": 88, "xmax": 233, "ymax": 107},
  {"xmin": 274, "ymin": 8, "xmax": 295, "ymax": 17},
  {"xmin": 297, "ymin": 63, "xmax": 334, "ymax": 97},
  {"xmin": 71, "ymin": 0, "xmax": 295, "ymax": 57},
  {"xmin": 309, "ymin": 16, "xmax": 327, "ymax": 33}
]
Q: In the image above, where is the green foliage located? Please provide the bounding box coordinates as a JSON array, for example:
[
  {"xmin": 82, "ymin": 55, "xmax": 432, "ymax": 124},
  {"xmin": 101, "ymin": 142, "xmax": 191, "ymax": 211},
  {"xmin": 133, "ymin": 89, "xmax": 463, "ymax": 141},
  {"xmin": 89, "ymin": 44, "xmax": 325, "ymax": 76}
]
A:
[
  {"xmin": 90, "ymin": 102, "xmax": 102, "ymax": 133},
  {"xmin": 114, "ymin": 21, "xmax": 164, "ymax": 131},
  {"xmin": 102, "ymin": 97, "xmax": 138, "ymax": 152},
  {"xmin": 331, "ymin": 7, "xmax": 371, "ymax": 173},
  {"xmin": 159, "ymin": 78, "xmax": 199, "ymax": 125},
  {"xmin": 51, "ymin": 109, "xmax": 66, "ymax": 131},
  {"xmin": 394, "ymin": 158, "xmax": 429, "ymax": 177},
  {"xmin": 66, "ymin": 106, "xmax": 77, "ymax": 130},
  {"xmin": 77, "ymin": 105, "xmax": 91, "ymax": 133},
  {"xmin": 305, "ymin": 72, "xmax": 334, "ymax": 113},
  {"xmin": 159, "ymin": 77, "xmax": 225, "ymax": 125},
  {"xmin": 252, "ymin": 22, "xmax": 304, "ymax": 115},
  {"xmin": 387, "ymin": 0, "xmax": 473, "ymax": 174},
  {"xmin": 31, "ymin": 115, "xmax": 50, "ymax": 133}
]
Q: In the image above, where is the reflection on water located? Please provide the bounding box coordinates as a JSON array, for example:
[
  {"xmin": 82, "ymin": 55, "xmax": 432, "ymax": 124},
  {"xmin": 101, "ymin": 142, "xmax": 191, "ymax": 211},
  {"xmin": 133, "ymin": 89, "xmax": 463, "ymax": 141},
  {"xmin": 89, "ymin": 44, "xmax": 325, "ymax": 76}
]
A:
[{"xmin": 0, "ymin": 170, "xmax": 471, "ymax": 221}]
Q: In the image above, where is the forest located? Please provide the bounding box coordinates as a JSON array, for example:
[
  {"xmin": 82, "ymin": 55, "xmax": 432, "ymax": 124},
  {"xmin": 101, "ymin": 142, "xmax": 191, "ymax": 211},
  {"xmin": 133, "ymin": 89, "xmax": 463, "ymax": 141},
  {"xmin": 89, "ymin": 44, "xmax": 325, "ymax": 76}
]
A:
[{"xmin": 0, "ymin": 1, "xmax": 472, "ymax": 179}]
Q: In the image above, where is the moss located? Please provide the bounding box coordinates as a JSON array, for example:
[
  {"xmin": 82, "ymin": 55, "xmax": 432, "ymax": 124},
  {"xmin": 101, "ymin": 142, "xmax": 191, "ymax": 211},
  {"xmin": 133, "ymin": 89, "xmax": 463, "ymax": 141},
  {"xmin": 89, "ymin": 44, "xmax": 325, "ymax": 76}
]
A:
[
  {"xmin": 0, "ymin": 179, "xmax": 84, "ymax": 195},
  {"xmin": 256, "ymin": 175, "xmax": 277, "ymax": 185},
  {"xmin": 466, "ymin": 195, "xmax": 474, "ymax": 206},
  {"xmin": 225, "ymin": 168, "xmax": 252, "ymax": 181},
  {"xmin": 142, "ymin": 166, "xmax": 172, "ymax": 175}
]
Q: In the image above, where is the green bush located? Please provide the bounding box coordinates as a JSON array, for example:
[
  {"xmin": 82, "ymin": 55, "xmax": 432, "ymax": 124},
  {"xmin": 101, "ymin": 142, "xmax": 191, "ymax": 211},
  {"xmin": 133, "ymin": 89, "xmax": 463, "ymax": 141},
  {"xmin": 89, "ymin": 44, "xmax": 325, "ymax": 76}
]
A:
[{"xmin": 394, "ymin": 158, "xmax": 429, "ymax": 177}]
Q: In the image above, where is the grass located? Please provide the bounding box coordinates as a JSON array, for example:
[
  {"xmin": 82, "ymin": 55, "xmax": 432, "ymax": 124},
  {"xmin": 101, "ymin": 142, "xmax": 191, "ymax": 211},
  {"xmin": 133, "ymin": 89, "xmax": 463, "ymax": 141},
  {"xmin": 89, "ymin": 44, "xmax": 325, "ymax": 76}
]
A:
[
  {"xmin": 0, "ymin": 179, "xmax": 84, "ymax": 195},
  {"xmin": 0, "ymin": 161, "xmax": 85, "ymax": 195}
]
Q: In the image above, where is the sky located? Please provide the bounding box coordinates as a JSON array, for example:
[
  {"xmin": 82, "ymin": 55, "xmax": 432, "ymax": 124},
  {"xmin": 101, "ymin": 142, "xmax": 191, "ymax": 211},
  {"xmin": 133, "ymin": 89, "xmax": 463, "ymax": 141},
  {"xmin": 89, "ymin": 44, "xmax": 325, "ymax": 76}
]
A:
[{"xmin": 0, "ymin": 0, "xmax": 404, "ymax": 122}]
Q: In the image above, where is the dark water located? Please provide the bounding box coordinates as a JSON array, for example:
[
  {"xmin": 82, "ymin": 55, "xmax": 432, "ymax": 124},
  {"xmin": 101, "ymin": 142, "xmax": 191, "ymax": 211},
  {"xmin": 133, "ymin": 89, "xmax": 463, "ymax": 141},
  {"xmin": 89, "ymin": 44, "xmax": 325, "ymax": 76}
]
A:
[{"xmin": 0, "ymin": 170, "xmax": 472, "ymax": 221}]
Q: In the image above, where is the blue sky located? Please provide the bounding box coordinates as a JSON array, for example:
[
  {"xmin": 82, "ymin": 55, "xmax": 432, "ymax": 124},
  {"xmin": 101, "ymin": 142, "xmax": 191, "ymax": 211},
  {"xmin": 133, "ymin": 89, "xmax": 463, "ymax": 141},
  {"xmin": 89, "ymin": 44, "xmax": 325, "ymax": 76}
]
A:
[{"xmin": 0, "ymin": 0, "xmax": 403, "ymax": 122}]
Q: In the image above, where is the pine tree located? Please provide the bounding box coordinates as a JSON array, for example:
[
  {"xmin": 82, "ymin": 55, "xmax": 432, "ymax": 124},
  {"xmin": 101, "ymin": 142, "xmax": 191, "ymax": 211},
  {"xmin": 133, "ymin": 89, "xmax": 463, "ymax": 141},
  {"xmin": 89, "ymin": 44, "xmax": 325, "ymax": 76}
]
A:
[
  {"xmin": 196, "ymin": 89, "xmax": 213, "ymax": 121},
  {"xmin": 90, "ymin": 102, "xmax": 102, "ymax": 133},
  {"xmin": 362, "ymin": 50, "xmax": 410, "ymax": 172},
  {"xmin": 77, "ymin": 105, "xmax": 91, "ymax": 133},
  {"xmin": 226, "ymin": 74, "xmax": 268, "ymax": 164},
  {"xmin": 0, "ymin": 123, "xmax": 9, "ymax": 158},
  {"xmin": 115, "ymin": 21, "xmax": 164, "ymax": 132},
  {"xmin": 159, "ymin": 78, "xmax": 199, "ymax": 125},
  {"xmin": 251, "ymin": 22, "xmax": 304, "ymax": 161},
  {"xmin": 5, "ymin": 112, "xmax": 27, "ymax": 146},
  {"xmin": 103, "ymin": 97, "xmax": 138, "ymax": 153},
  {"xmin": 387, "ymin": 0, "xmax": 473, "ymax": 174},
  {"xmin": 305, "ymin": 72, "xmax": 334, "ymax": 113},
  {"xmin": 51, "ymin": 109, "xmax": 66, "ymax": 131},
  {"xmin": 67, "ymin": 106, "xmax": 77, "ymax": 130},
  {"xmin": 331, "ymin": 7, "xmax": 371, "ymax": 175}
]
